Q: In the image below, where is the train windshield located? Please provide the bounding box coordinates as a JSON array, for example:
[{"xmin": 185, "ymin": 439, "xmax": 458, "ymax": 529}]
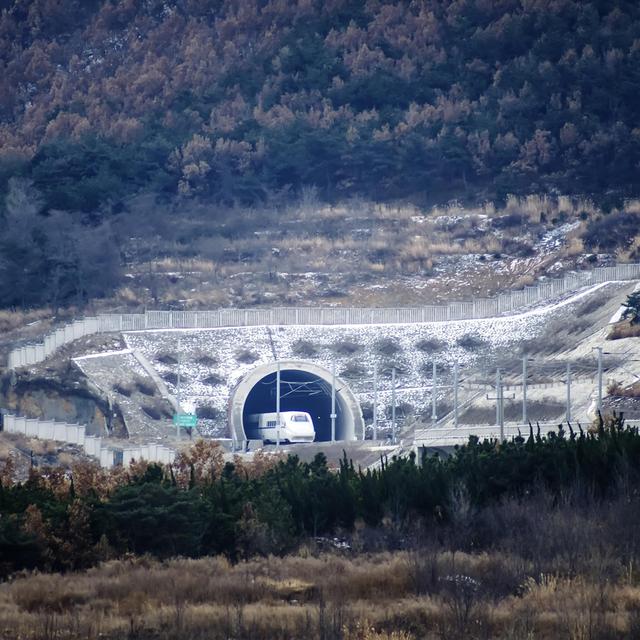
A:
[{"xmin": 291, "ymin": 414, "xmax": 309, "ymax": 422}]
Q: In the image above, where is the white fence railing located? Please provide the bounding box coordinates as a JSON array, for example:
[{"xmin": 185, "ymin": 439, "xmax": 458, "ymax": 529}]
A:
[
  {"xmin": 415, "ymin": 418, "xmax": 640, "ymax": 447},
  {"xmin": 7, "ymin": 263, "xmax": 640, "ymax": 370},
  {"xmin": 1, "ymin": 414, "xmax": 175, "ymax": 468},
  {"xmin": 416, "ymin": 423, "xmax": 571, "ymax": 447}
]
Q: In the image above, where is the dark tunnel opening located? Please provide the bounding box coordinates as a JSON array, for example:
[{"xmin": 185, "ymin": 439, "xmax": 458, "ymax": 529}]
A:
[{"xmin": 242, "ymin": 369, "xmax": 344, "ymax": 442}]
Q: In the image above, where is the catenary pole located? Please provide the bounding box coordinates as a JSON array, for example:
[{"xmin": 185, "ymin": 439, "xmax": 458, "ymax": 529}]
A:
[
  {"xmin": 596, "ymin": 347, "xmax": 603, "ymax": 412},
  {"xmin": 496, "ymin": 368, "xmax": 501, "ymax": 427},
  {"xmin": 391, "ymin": 367, "xmax": 396, "ymax": 444},
  {"xmin": 522, "ymin": 355, "xmax": 528, "ymax": 424},
  {"xmin": 566, "ymin": 361, "xmax": 572, "ymax": 423},
  {"xmin": 276, "ymin": 363, "xmax": 281, "ymax": 449},
  {"xmin": 498, "ymin": 369, "xmax": 504, "ymax": 441},
  {"xmin": 331, "ymin": 360, "xmax": 336, "ymax": 442},
  {"xmin": 453, "ymin": 361, "xmax": 459, "ymax": 428},
  {"xmin": 373, "ymin": 362, "xmax": 378, "ymax": 440},
  {"xmin": 431, "ymin": 361, "xmax": 437, "ymax": 422},
  {"xmin": 176, "ymin": 337, "xmax": 182, "ymax": 440}
]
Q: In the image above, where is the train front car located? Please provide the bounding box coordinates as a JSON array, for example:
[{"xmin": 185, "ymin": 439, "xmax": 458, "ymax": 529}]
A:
[
  {"xmin": 247, "ymin": 411, "xmax": 316, "ymax": 444},
  {"xmin": 284, "ymin": 412, "xmax": 315, "ymax": 443}
]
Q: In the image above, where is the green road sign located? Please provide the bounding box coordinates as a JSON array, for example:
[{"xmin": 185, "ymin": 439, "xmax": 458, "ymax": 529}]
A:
[{"xmin": 173, "ymin": 413, "xmax": 197, "ymax": 428}]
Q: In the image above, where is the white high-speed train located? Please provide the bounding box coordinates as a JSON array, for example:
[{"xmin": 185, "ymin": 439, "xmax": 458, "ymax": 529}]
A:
[{"xmin": 246, "ymin": 411, "xmax": 315, "ymax": 444}]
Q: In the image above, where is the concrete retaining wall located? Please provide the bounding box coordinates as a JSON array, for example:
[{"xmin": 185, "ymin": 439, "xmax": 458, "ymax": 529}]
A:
[{"xmin": 2, "ymin": 414, "xmax": 175, "ymax": 469}]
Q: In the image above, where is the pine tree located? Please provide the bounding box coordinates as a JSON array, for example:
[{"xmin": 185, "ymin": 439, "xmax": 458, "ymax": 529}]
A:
[{"xmin": 622, "ymin": 291, "xmax": 640, "ymax": 325}]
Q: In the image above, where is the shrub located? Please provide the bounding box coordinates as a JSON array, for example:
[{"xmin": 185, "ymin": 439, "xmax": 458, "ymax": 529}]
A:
[
  {"xmin": 375, "ymin": 338, "xmax": 402, "ymax": 357},
  {"xmin": 156, "ymin": 352, "xmax": 178, "ymax": 365},
  {"xmin": 397, "ymin": 402, "xmax": 414, "ymax": 417},
  {"xmin": 490, "ymin": 212, "xmax": 523, "ymax": 229},
  {"xmin": 360, "ymin": 401, "xmax": 373, "ymax": 421},
  {"xmin": 331, "ymin": 340, "xmax": 362, "ymax": 355},
  {"xmin": 196, "ymin": 354, "xmax": 218, "ymax": 366},
  {"xmin": 113, "ymin": 382, "xmax": 133, "ymax": 397},
  {"xmin": 292, "ymin": 339, "xmax": 319, "ymax": 358},
  {"xmin": 501, "ymin": 239, "xmax": 535, "ymax": 257},
  {"xmin": 203, "ymin": 374, "xmax": 224, "ymax": 386},
  {"xmin": 162, "ymin": 372, "xmax": 178, "ymax": 386},
  {"xmin": 380, "ymin": 362, "xmax": 408, "ymax": 378},
  {"xmin": 607, "ymin": 381, "xmax": 640, "ymax": 398},
  {"xmin": 196, "ymin": 405, "xmax": 219, "ymax": 420},
  {"xmin": 456, "ymin": 334, "xmax": 487, "ymax": 350},
  {"xmin": 134, "ymin": 377, "xmax": 156, "ymax": 396},
  {"xmin": 583, "ymin": 211, "xmax": 640, "ymax": 251},
  {"xmin": 608, "ymin": 322, "xmax": 640, "ymax": 340},
  {"xmin": 577, "ymin": 297, "xmax": 602, "ymax": 316},
  {"xmin": 341, "ymin": 362, "xmax": 368, "ymax": 379},
  {"xmin": 416, "ymin": 338, "xmax": 445, "ymax": 353},
  {"xmin": 141, "ymin": 400, "xmax": 171, "ymax": 420},
  {"xmin": 236, "ymin": 349, "xmax": 259, "ymax": 364}
]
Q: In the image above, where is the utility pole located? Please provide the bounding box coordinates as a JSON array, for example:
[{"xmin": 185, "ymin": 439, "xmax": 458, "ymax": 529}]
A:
[
  {"xmin": 522, "ymin": 355, "xmax": 528, "ymax": 424},
  {"xmin": 276, "ymin": 363, "xmax": 281, "ymax": 449},
  {"xmin": 498, "ymin": 370, "xmax": 504, "ymax": 440},
  {"xmin": 496, "ymin": 368, "xmax": 501, "ymax": 428},
  {"xmin": 453, "ymin": 361, "xmax": 459, "ymax": 428},
  {"xmin": 431, "ymin": 361, "xmax": 437, "ymax": 423},
  {"xmin": 176, "ymin": 338, "xmax": 182, "ymax": 440},
  {"xmin": 391, "ymin": 367, "xmax": 396, "ymax": 444},
  {"xmin": 566, "ymin": 361, "xmax": 572, "ymax": 423},
  {"xmin": 331, "ymin": 360, "xmax": 336, "ymax": 442},
  {"xmin": 373, "ymin": 362, "xmax": 378, "ymax": 440}
]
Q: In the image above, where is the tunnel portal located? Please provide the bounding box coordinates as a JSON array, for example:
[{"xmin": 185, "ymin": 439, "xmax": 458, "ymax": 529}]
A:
[{"xmin": 229, "ymin": 361, "xmax": 364, "ymax": 446}]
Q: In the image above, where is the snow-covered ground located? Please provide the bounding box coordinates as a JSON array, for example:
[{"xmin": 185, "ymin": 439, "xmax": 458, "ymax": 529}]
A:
[{"xmin": 121, "ymin": 282, "xmax": 622, "ymax": 438}]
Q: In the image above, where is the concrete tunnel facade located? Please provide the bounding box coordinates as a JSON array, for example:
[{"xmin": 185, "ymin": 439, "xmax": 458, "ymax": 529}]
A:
[{"xmin": 228, "ymin": 360, "xmax": 365, "ymax": 445}]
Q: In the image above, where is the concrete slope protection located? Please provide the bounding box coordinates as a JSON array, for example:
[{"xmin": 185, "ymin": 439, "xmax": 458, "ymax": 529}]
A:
[{"xmin": 119, "ymin": 281, "xmax": 634, "ymax": 440}]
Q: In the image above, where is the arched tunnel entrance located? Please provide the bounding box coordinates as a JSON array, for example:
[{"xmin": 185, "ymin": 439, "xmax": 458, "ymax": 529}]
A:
[{"xmin": 229, "ymin": 361, "xmax": 364, "ymax": 446}]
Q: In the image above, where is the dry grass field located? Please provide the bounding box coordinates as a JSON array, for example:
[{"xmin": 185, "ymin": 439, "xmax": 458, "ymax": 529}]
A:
[
  {"xmin": 1, "ymin": 194, "xmax": 636, "ymax": 364},
  {"xmin": 1, "ymin": 547, "xmax": 639, "ymax": 640},
  {"xmin": 112, "ymin": 194, "xmax": 630, "ymax": 311}
]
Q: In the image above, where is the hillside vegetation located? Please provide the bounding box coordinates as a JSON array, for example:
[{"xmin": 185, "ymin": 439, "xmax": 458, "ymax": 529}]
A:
[
  {"xmin": 2, "ymin": 415, "xmax": 640, "ymax": 637},
  {"xmin": 2, "ymin": 0, "xmax": 640, "ymax": 208},
  {"xmin": 2, "ymin": 0, "xmax": 640, "ymax": 311},
  {"xmin": 1, "ymin": 414, "xmax": 639, "ymax": 571}
]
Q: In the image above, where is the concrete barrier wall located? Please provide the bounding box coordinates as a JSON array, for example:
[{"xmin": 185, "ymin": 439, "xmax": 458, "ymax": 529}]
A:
[
  {"xmin": 7, "ymin": 263, "xmax": 640, "ymax": 371},
  {"xmin": 2, "ymin": 414, "xmax": 176, "ymax": 469},
  {"xmin": 416, "ymin": 422, "xmax": 563, "ymax": 446}
]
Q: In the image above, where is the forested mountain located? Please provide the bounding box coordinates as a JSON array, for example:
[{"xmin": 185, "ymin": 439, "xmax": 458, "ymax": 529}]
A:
[
  {"xmin": 1, "ymin": 0, "xmax": 640, "ymax": 211},
  {"xmin": 1, "ymin": 0, "xmax": 640, "ymax": 311}
]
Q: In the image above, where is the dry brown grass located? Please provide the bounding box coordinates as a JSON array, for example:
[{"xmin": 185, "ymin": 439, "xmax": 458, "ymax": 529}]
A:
[
  {"xmin": 0, "ymin": 551, "xmax": 638, "ymax": 640},
  {"xmin": 607, "ymin": 380, "xmax": 640, "ymax": 399},
  {"xmin": 608, "ymin": 322, "xmax": 640, "ymax": 340},
  {"xmin": 1, "ymin": 193, "xmax": 627, "ymax": 335},
  {"xmin": 152, "ymin": 257, "xmax": 220, "ymax": 273},
  {"xmin": 565, "ymin": 236, "xmax": 585, "ymax": 256},
  {"xmin": 617, "ymin": 234, "xmax": 640, "ymax": 262},
  {"xmin": 501, "ymin": 194, "xmax": 597, "ymax": 224},
  {"xmin": 0, "ymin": 308, "xmax": 54, "ymax": 334}
]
